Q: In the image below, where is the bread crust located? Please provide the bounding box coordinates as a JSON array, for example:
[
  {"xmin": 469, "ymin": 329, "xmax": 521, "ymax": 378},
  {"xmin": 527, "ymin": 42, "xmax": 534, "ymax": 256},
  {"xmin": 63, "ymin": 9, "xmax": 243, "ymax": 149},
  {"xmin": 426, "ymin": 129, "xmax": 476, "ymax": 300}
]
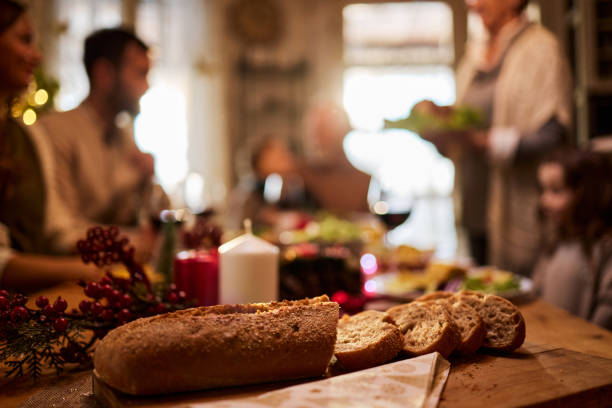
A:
[
  {"xmin": 414, "ymin": 291, "xmax": 455, "ymax": 302},
  {"xmin": 334, "ymin": 310, "xmax": 403, "ymax": 371},
  {"xmin": 94, "ymin": 296, "xmax": 339, "ymax": 395}
]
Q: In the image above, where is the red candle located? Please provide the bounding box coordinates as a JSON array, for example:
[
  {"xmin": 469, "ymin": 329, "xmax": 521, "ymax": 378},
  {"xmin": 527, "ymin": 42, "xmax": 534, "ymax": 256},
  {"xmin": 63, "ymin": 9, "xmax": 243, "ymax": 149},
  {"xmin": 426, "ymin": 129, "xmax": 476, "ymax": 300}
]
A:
[{"xmin": 174, "ymin": 250, "xmax": 219, "ymax": 306}]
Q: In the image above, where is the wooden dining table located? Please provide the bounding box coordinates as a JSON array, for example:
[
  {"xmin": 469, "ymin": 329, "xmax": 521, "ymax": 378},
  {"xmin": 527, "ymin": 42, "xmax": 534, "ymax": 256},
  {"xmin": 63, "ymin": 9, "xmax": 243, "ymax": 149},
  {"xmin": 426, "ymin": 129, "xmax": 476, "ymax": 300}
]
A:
[{"xmin": 1, "ymin": 282, "xmax": 612, "ymax": 407}]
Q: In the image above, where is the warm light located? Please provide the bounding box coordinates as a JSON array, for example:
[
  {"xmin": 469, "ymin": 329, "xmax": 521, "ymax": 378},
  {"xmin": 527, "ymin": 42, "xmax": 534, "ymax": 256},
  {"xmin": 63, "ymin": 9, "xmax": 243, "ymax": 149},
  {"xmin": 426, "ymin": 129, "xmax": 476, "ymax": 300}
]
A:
[
  {"xmin": 360, "ymin": 253, "xmax": 378, "ymax": 275},
  {"xmin": 373, "ymin": 200, "xmax": 389, "ymax": 215},
  {"xmin": 135, "ymin": 83, "xmax": 188, "ymax": 195},
  {"xmin": 33, "ymin": 89, "xmax": 49, "ymax": 106},
  {"xmin": 22, "ymin": 109, "xmax": 37, "ymax": 125},
  {"xmin": 364, "ymin": 279, "xmax": 377, "ymax": 293}
]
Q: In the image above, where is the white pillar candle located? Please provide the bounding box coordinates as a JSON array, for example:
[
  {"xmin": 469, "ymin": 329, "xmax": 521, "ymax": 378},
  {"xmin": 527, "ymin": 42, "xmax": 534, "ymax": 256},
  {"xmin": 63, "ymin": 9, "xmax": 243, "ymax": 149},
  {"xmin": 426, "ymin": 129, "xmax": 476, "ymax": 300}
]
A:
[{"xmin": 219, "ymin": 220, "xmax": 279, "ymax": 304}]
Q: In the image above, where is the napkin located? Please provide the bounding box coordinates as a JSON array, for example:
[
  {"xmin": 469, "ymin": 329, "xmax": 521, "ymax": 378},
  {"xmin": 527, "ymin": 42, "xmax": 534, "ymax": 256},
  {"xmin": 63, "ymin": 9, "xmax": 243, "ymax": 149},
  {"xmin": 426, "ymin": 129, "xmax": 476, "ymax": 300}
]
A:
[{"xmin": 193, "ymin": 352, "xmax": 450, "ymax": 408}]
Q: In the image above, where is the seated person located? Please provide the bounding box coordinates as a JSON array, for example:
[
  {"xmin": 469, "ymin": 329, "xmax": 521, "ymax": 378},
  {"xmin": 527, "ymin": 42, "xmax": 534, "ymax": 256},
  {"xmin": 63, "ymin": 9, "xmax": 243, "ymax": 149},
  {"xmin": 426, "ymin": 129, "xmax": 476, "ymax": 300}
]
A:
[
  {"xmin": 301, "ymin": 101, "xmax": 370, "ymax": 215},
  {"xmin": 35, "ymin": 27, "xmax": 165, "ymax": 253},
  {"xmin": 227, "ymin": 136, "xmax": 315, "ymax": 232},
  {"xmin": 0, "ymin": 0, "xmax": 100, "ymax": 290},
  {"xmin": 532, "ymin": 149, "xmax": 612, "ymax": 329}
]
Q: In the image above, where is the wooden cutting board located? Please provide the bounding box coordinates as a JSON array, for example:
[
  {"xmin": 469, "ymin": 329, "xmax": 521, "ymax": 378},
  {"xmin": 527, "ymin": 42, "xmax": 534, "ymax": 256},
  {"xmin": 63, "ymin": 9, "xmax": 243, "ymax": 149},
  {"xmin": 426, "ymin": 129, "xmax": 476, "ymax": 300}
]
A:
[
  {"xmin": 439, "ymin": 343, "xmax": 612, "ymax": 407},
  {"xmin": 93, "ymin": 343, "xmax": 612, "ymax": 407}
]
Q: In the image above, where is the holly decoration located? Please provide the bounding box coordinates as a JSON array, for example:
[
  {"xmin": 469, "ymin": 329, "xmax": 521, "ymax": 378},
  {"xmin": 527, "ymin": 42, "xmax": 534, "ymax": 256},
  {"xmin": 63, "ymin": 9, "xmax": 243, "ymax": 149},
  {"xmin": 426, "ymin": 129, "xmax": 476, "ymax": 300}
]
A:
[
  {"xmin": 0, "ymin": 226, "xmax": 192, "ymax": 380},
  {"xmin": 181, "ymin": 211, "xmax": 222, "ymax": 250}
]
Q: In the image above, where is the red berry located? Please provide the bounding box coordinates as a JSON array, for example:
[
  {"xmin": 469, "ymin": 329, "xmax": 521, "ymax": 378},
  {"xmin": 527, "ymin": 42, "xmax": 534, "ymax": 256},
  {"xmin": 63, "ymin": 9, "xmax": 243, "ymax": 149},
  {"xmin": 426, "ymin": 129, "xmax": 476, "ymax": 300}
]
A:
[
  {"xmin": 84, "ymin": 282, "xmax": 101, "ymax": 298},
  {"xmin": 100, "ymin": 276, "xmax": 112, "ymax": 285},
  {"xmin": 0, "ymin": 289, "xmax": 9, "ymax": 298},
  {"xmin": 109, "ymin": 289, "xmax": 121, "ymax": 301},
  {"xmin": 91, "ymin": 302, "xmax": 103, "ymax": 316},
  {"xmin": 117, "ymin": 308, "xmax": 131, "ymax": 321},
  {"xmin": 100, "ymin": 284, "xmax": 113, "ymax": 299},
  {"xmin": 177, "ymin": 290, "xmax": 187, "ymax": 301},
  {"xmin": 101, "ymin": 309, "xmax": 114, "ymax": 321},
  {"xmin": 0, "ymin": 296, "xmax": 8, "ymax": 310},
  {"xmin": 35, "ymin": 296, "xmax": 49, "ymax": 308},
  {"xmin": 53, "ymin": 297, "xmax": 68, "ymax": 313},
  {"xmin": 78, "ymin": 300, "xmax": 91, "ymax": 313},
  {"xmin": 166, "ymin": 293, "xmax": 179, "ymax": 304},
  {"xmin": 42, "ymin": 304, "xmax": 56, "ymax": 318},
  {"xmin": 121, "ymin": 294, "xmax": 132, "ymax": 307},
  {"xmin": 155, "ymin": 304, "xmax": 166, "ymax": 314},
  {"xmin": 11, "ymin": 294, "xmax": 27, "ymax": 306},
  {"xmin": 10, "ymin": 306, "xmax": 29, "ymax": 322},
  {"xmin": 54, "ymin": 317, "xmax": 68, "ymax": 332},
  {"xmin": 169, "ymin": 283, "xmax": 177, "ymax": 291}
]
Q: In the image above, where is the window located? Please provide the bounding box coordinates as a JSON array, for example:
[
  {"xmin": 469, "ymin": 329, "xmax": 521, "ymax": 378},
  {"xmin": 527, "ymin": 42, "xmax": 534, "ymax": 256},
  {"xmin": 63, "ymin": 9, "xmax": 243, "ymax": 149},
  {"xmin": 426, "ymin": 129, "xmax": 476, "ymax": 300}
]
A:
[
  {"xmin": 342, "ymin": 2, "xmax": 457, "ymax": 257},
  {"xmin": 53, "ymin": 0, "xmax": 122, "ymax": 111}
]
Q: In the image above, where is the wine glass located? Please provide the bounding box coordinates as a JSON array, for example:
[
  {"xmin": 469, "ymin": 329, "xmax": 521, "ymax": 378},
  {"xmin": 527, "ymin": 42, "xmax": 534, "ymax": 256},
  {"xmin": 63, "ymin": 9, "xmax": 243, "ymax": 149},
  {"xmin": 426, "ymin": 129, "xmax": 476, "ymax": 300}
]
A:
[{"xmin": 367, "ymin": 178, "xmax": 413, "ymax": 246}]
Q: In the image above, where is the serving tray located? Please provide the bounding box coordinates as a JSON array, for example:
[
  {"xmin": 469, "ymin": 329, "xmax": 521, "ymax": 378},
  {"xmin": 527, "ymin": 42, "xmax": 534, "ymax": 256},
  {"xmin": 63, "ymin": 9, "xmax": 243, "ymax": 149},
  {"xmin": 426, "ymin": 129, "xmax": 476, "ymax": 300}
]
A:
[{"xmin": 92, "ymin": 343, "xmax": 612, "ymax": 408}]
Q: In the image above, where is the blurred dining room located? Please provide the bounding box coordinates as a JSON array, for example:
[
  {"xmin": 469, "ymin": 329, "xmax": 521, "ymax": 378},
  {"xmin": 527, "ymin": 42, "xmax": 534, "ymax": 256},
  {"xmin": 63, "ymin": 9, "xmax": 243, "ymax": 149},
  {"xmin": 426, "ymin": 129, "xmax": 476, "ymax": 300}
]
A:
[{"xmin": 1, "ymin": 0, "xmax": 612, "ymax": 407}]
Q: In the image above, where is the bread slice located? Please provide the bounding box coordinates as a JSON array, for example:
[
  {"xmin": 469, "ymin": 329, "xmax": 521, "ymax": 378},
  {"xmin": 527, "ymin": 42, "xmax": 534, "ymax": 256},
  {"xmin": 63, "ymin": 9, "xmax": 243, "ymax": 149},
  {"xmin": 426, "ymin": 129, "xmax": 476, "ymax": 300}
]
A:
[
  {"xmin": 445, "ymin": 300, "xmax": 486, "ymax": 353},
  {"xmin": 334, "ymin": 310, "xmax": 403, "ymax": 371},
  {"xmin": 415, "ymin": 291, "xmax": 486, "ymax": 354},
  {"xmin": 386, "ymin": 301, "xmax": 461, "ymax": 358},
  {"xmin": 94, "ymin": 296, "xmax": 339, "ymax": 395},
  {"xmin": 455, "ymin": 290, "xmax": 525, "ymax": 351}
]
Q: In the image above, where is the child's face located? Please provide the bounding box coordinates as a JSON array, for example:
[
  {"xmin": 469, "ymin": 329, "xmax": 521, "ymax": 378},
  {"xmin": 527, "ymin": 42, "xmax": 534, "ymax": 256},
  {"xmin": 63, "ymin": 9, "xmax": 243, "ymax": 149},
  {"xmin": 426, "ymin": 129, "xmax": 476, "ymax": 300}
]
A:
[{"xmin": 538, "ymin": 163, "xmax": 574, "ymax": 225}]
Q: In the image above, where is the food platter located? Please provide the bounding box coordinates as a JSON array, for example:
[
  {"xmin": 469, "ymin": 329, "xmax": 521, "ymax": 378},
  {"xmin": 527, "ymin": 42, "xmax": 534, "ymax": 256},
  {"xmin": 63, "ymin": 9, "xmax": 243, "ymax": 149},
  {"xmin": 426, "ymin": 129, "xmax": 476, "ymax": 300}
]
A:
[{"xmin": 366, "ymin": 269, "xmax": 533, "ymax": 303}]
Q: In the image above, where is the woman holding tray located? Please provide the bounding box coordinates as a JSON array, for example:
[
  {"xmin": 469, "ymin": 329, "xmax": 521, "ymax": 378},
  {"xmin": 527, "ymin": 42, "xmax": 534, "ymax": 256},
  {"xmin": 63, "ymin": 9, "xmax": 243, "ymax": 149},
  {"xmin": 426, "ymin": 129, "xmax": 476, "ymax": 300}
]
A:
[{"xmin": 417, "ymin": 0, "xmax": 572, "ymax": 275}]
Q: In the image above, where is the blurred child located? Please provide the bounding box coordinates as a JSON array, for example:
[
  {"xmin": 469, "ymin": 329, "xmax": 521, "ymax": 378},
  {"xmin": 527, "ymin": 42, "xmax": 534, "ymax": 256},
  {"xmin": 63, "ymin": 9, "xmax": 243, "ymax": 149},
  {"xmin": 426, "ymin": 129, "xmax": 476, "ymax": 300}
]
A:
[{"xmin": 532, "ymin": 149, "xmax": 612, "ymax": 329}]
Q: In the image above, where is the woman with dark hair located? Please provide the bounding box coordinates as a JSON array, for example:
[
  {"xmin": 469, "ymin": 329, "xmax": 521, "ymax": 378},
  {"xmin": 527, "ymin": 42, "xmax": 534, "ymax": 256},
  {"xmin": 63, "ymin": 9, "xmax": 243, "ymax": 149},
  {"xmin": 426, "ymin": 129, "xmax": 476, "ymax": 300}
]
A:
[
  {"xmin": 533, "ymin": 149, "xmax": 612, "ymax": 329},
  {"xmin": 0, "ymin": 0, "xmax": 100, "ymax": 290}
]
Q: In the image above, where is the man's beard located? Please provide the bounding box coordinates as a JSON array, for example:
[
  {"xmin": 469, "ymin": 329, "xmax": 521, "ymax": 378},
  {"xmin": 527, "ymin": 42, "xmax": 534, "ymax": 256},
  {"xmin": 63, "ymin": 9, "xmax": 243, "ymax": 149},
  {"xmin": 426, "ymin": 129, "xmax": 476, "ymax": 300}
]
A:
[{"xmin": 109, "ymin": 82, "xmax": 140, "ymax": 116}]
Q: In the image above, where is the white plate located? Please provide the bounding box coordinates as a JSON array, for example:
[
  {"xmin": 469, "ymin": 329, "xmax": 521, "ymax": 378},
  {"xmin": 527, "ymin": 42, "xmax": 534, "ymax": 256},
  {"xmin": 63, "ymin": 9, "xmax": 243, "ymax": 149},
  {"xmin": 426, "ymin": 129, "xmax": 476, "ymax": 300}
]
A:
[{"xmin": 365, "ymin": 272, "xmax": 533, "ymax": 303}]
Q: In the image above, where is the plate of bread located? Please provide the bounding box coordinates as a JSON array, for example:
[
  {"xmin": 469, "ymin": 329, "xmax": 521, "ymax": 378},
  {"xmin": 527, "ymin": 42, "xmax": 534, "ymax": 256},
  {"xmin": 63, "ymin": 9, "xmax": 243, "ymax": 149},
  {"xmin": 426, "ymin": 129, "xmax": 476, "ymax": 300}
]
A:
[{"xmin": 93, "ymin": 291, "xmax": 525, "ymax": 400}]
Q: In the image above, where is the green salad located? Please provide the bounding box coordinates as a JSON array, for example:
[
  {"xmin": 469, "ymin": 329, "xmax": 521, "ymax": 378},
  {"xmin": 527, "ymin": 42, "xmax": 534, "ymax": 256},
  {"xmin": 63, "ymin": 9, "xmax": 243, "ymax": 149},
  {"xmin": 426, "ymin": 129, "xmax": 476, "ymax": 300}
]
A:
[
  {"xmin": 460, "ymin": 268, "xmax": 521, "ymax": 294},
  {"xmin": 384, "ymin": 106, "xmax": 484, "ymax": 134}
]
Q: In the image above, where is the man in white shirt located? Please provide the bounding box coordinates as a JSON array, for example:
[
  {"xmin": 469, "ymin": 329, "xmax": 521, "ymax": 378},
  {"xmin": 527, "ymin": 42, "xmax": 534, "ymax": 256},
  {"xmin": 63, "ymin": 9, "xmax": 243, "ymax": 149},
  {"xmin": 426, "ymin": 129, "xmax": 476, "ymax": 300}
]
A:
[{"xmin": 36, "ymin": 28, "xmax": 164, "ymax": 253}]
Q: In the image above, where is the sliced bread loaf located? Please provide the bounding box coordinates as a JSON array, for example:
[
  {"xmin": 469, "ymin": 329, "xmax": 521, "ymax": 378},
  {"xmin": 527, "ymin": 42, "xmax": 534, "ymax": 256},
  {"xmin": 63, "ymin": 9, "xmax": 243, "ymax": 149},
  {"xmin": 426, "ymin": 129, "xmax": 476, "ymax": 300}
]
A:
[
  {"xmin": 415, "ymin": 291, "xmax": 486, "ymax": 354},
  {"xmin": 334, "ymin": 310, "xmax": 403, "ymax": 371},
  {"xmin": 455, "ymin": 290, "xmax": 525, "ymax": 351},
  {"xmin": 386, "ymin": 301, "xmax": 461, "ymax": 358}
]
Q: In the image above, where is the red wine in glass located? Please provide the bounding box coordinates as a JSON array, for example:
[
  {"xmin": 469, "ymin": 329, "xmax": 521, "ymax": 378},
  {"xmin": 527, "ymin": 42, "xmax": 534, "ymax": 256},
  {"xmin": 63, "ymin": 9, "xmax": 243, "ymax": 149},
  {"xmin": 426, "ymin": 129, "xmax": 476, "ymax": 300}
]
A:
[{"xmin": 377, "ymin": 210, "xmax": 412, "ymax": 230}]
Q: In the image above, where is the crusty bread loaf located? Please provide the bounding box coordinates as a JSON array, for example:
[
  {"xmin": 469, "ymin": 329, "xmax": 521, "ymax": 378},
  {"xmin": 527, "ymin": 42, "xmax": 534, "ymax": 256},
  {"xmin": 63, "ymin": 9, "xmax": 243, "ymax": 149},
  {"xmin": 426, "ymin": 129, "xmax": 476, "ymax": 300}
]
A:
[
  {"xmin": 386, "ymin": 301, "xmax": 461, "ymax": 358},
  {"xmin": 455, "ymin": 290, "xmax": 525, "ymax": 351},
  {"xmin": 415, "ymin": 291, "xmax": 486, "ymax": 354},
  {"xmin": 334, "ymin": 310, "xmax": 403, "ymax": 371},
  {"xmin": 94, "ymin": 296, "xmax": 339, "ymax": 395}
]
